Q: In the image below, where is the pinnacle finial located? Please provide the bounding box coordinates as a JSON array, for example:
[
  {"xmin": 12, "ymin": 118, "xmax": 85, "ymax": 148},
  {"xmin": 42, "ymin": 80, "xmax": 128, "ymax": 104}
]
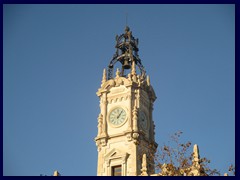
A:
[
  {"xmin": 131, "ymin": 60, "xmax": 136, "ymax": 75},
  {"xmin": 141, "ymin": 154, "xmax": 148, "ymax": 176},
  {"xmin": 131, "ymin": 60, "xmax": 137, "ymax": 82},
  {"xmin": 147, "ymin": 75, "xmax": 151, "ymax": 86},
  {"xmin": 101, "ymin": 69, "xmax": 107, "ymax": 86},
  {"xmin": 53, "ymin": 170, "xmax": 60, "ymax": 176},
  {"xmin": 116, "ymin": 68, "xmax": 120, "ymax": 78},
  {"xmin": 193, "ymin": 144, "xmax": 200, "ymax": 163}
]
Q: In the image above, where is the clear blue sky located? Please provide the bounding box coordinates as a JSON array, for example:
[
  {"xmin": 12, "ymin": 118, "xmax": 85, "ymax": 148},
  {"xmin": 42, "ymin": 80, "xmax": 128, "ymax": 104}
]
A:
[{"xmin": 3, "ymin": 4, "xmax": 235, "ymax": 176}]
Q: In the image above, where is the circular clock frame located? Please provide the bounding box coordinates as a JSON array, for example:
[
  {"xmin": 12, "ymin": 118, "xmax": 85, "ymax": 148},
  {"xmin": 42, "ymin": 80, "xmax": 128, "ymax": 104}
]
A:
[{"xmin": 108, "ymin": 107, "xmax": 128, "ymax": 128}]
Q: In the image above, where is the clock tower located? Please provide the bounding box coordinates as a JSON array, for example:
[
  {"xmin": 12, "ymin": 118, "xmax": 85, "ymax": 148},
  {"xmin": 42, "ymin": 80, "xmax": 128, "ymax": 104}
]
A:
[{"xmin": 95, "ymin": 26, "xmax": 157, "ymax": 176}]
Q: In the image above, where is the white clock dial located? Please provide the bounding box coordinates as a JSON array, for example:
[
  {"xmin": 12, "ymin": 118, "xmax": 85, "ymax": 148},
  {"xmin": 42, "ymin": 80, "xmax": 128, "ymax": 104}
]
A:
[
  {"xmin": 109, "ymin": 107, "xmax": 127, "ymax": 126},
  {"xmin": 139, "ymin": 111, "xmax": 148, "ymax": 130}
]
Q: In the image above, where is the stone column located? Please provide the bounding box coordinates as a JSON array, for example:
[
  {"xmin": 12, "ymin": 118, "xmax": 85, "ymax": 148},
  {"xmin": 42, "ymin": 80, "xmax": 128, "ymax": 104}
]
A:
[
  {"xmin": 149, "ymin": 101, "xmax": 155, "ymax": 142},
  {"xmin": 127, "ymin": 90, "xmax": 132, "ymax": 131},
  {"xmin": 97, "ymin": 113, "xmax": 103, "ymax": 136},
  {"xmin": 101, "ymin": 92, "xmax": 108, "ymax": 137},
  {"xmin": 132, "ymin": 103, "xmax": 138, "ymax": 132}
]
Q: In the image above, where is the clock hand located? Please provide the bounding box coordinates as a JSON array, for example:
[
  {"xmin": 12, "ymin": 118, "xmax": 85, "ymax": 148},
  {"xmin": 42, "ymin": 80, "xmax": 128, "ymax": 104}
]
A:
[{"xmin": 117, "ymin": 110, "xmax": 123, "ymax": 119}]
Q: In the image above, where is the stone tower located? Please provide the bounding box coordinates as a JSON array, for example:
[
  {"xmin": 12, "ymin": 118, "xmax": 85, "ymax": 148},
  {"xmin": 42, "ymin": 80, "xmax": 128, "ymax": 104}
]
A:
[{"xmin": 95, "ymin": 27, "xmax": 157, "ymax": 176}]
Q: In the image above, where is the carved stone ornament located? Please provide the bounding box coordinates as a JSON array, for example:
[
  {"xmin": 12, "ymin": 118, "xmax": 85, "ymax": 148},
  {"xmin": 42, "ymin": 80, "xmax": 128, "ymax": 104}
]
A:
[
  {"xmin": 97, "ymin": 113, "xmax": 103, "ymax": 136},
  {"xmin": 97, "ymin": 77, "xmax": 132, "ymax": 96},
  {"xmin": 141, "ymin": 154, "xmax": 148, "ymax": 176},
  {"xmin": 126, "ymin": 133, "xmax": 132, "ymax": 141},
  {"xmin": 132, "ymin": 132, "xmax": 139, "ymax": 144}
]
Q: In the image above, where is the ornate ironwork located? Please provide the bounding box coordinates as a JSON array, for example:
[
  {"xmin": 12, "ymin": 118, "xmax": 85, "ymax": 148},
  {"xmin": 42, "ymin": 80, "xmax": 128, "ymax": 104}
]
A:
[{"xmin": 107, "ymin": 26, "xmax": 146, "ymax": 80}]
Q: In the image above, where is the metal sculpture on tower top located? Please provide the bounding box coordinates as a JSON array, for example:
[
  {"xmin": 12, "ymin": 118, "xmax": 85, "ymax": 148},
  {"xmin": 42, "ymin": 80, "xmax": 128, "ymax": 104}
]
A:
[{"xmin": 107, "ymin": 26, "xmax": 146, "ymax": 80}]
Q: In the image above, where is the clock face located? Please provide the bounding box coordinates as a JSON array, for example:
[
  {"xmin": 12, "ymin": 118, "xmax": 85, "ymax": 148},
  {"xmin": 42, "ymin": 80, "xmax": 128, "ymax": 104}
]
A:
[
  {"xmin": 109, "ymin": 107, "xmax": 127, "ymax": 126},
  {"xmin": 139, "ymin": 111, "xmax": 148, "ymax": 130}
]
